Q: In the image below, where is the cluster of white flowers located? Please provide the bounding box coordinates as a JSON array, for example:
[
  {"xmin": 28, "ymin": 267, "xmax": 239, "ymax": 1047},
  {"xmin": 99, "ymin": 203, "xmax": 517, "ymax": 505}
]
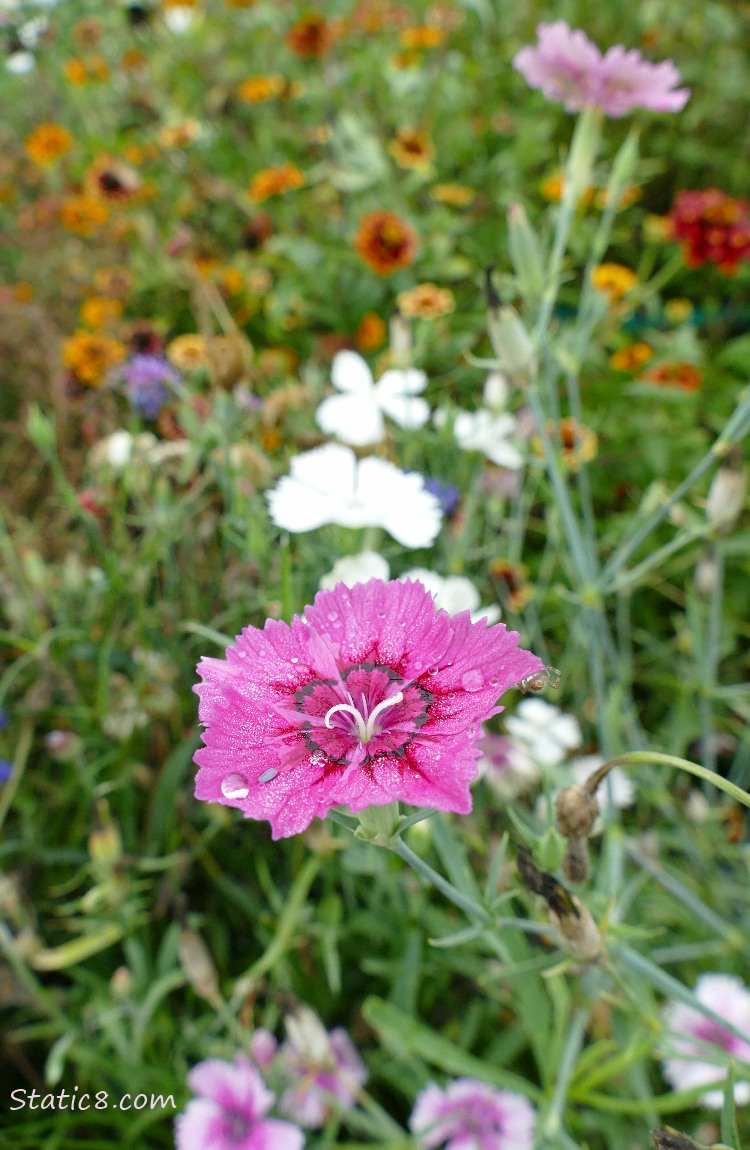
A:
[{"xmin": 315, "ymin": 351, "xmax": 429, "ymax": 447}]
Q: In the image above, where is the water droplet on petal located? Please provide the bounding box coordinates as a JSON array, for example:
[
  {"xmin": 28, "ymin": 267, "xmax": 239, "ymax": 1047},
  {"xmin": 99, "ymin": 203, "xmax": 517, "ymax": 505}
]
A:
[
  {"xmin": 221, "ymin": 772, "xmax": 249, "ymax": 800},
  {"xmin": 461, "ymin": 669, "xmax": 484, "ymax": 692},
  {"xmin": 467, "ymin": 724, "xmax": 478, "ymax": 739},
  {"xmin": 488, "ymin": 677, "xmax": 499, "ymax": 687},
  {"xmin": 327, "ymin": 612, "xmax": 338, "ymax": 622},
  {"xmin": 377, "ymin": 609, "xmax": 386, "ymax": 618},
  {"xmin": 290, "ymin": 657, "xmax": 299, "ymax": 664},
  {"xmin": 238, "ymin": 651, "xmax": 247, "ymax": 659},
  {"xmin": 258, "ymin": 767, "xmax": 278, "ymax": 784},
  {"xmin": 427, "ymin": 666, "xmax": 439, "ymax": 676}
]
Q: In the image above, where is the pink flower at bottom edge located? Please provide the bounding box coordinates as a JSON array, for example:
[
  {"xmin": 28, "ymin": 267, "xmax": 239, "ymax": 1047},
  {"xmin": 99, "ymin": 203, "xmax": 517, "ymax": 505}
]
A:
[
  {"xmin": 410, "ymin": 1078, "xmax": 536, "ymax": 1150},
  {"xmin": 279, "ymin": 1026, "xmax": 368, "ymax": 1129},
  {"xmin": 175, "ymin": 1054, "xmax": 304, "ymax": 1150},
  {"xmin": 662, "ymin": 973, "xmax": 750, "ymax": 1109},
  {"xmin": 193, "ymin": 578, "xmax": 543, "ymax": 839}
]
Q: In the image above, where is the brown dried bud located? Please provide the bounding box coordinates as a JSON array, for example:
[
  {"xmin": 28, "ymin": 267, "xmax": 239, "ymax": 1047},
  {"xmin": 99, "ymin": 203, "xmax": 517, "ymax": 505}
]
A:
[
  {"xmin": 549, "ymin": 894, "xmax": 603, "ymax": 962},
  {"xmin": 555, "ymin": 784, "xmax": 599, "ymax": 839}
]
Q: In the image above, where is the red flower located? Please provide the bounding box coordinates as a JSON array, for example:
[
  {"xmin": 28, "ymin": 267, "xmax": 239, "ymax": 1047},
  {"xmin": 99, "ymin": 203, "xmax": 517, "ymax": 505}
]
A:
[{"xmin": 668, "ymin": 189, "xmax": 750, "ymax": 275}]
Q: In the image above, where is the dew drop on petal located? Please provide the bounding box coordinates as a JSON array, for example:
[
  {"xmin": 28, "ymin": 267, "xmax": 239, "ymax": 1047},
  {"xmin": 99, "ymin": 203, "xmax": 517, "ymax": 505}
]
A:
[
  {"xmin": 291, "ymin": 657, "xmax": 299, "ymax": 664},
  {"xmin": 221, "ymin": 772, "xmax": 249, "ymax": 800},
  {"xmin": 238, "ymin": 651, "xmax": 247, "ymax": 659},
  {"xmin": 488, "ymin": 677, "xmax": 499, "ymax": 687},
  {"xmin": 427, "ymin": 666, "xmax": 439, "ymax": 676},
  {"xmin": 461, "ymin": 669, "xmax": 484, "ymax": 691},
  {"xmin": 258, "ymin": 767, "xmax": 278, "ymax": 784},
  {"xmin": 327, "ymin": 612, "xmax": 338, "ymax": 621}
]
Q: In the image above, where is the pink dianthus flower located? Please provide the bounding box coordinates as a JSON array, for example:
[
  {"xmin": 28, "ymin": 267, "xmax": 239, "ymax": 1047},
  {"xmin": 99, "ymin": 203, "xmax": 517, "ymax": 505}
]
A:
[
  {"xmin": 175, "ymin": 1054, "xmax": 304, "ymax": 1150},
  {"xmin": 513, "ymin": 21, "xmax": 690, "ymax": 117},
  {"xmin": 662, "ymin": 973, "xmax": 750, "ymax": 1108},
  {"xmin": 193, "ymin": 578, "xmax": 543, "ymax": 839},
  {"xmin": 410, "ymin": 1077, "xmax": 536, "ymax": 1150}
]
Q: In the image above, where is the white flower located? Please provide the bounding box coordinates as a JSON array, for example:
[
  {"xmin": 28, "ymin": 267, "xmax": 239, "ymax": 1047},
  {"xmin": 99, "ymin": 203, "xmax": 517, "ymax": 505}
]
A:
[
  {"xmin": 504, "ymin": 698, "xmax": 581, "ymax": 767},
  {"xmin": 6, "ymin": 51, "xmax": 35, "ymax": 73},
  {"xmin": 267, "ymin": 443, "xmax": 442, "ymax": 548},
  {"xmin": 319, "ymin": 551, "xmax": 390, "ymax": 590},
  {"xmin": 401, "ymin": 567, "xmax": 501, "ymax": 624},
  {"xmin": 163, "ymin": 5, "xmax": 196, "ymax": 32},
  {"xmin": 477, "ymin": 732, "xmax": 540, "ymax": 800},
  {"xmin": 569, "ymin": 754, "xmax": 635, "ymax": 811},
  {"xmin": 453, "ymin": 409, "xmax": 524, "ymax": 469},
  {"xmin": 315, "ymin": 350, "xmax": 429, "ymax": 447}
]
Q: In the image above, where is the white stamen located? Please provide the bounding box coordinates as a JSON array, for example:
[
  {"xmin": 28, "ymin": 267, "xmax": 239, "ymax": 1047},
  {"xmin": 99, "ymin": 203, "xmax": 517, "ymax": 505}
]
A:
[{"xmin": 324, "ymin": 691, "xmax": 404, "ymax": 744}]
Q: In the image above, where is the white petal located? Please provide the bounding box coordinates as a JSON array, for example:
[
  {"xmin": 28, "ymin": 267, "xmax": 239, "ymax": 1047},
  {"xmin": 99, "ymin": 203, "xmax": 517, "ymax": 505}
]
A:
[
  {"xmin": 288, "ymin": 443, "xmax": 357, "ymax": 497},
  {"xmin": 400, "ymin": 567, "xmax": 444, "ymax": 599},
  {"xmin": 435, "ymin": 576, "xmax": 481, "ymax": 616},
  {"xmin": 356, "ymin": 459, "xmax": 442, "ymax": 547},
  {"xmin": 331, "ymin": 350, "xmax": 374, "ymax": 395},
  {"xmin": 471, "ymin": 604, "xmax": 502, "ymax": 625},
  {"xmin": 485, "ymin": 439, "xmax": 524, "ymax": 469},
  {"xmin": 267, "ymin": 477, "xmax": 338, "ymax": 533},
  {"xmin": 316, "ymin": 393, "xmax": 385, "ymax": 446},
  {"xmin": 378, "ymin": 392, "xmax": 431, "ymax": 430},
  {"xmin": 375, "ymin": 368, "xmax": 428, "ymax": 397},
  {"xmin": 319, "ymin": 551, "xmax": 390, "ymax": 590}
]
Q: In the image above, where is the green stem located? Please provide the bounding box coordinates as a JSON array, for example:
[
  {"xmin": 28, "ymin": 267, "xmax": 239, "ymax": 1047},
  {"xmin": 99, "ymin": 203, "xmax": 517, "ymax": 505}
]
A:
[
  {"xmin": 388, "ymin": 838, "xmax": 491, "ymax": 925},
  {"xmin": 584, "ymin": 751, "xmax": 750, "ymax": 808}
]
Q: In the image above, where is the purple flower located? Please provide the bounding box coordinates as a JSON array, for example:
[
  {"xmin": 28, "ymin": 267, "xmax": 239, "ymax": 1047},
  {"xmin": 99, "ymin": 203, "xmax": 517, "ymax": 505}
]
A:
[
  {"xmin": 114, "ymin": 354, "xmax": 181, "ymax": 418},
  {"xmin": 662, "ymin": 974, "xmax": 750, "ymax": 1108},
  {"xmin": 193, "ymin": 578, "xmax": 543, "ymax": 839},
  {"xmin": 175, "ymin": 1054, "xmax": 304, "ymax": 1150},
  {"xmin": 410, "ymin": 1078, "xmax": 536, "ymax": 1150},
  {"xmin": 423, "ymin": 477, "xmax": 460, "ymax": 518},
  {"xmin": 513, "ymin": 21, "xmax": 690, "ymax": 118}
]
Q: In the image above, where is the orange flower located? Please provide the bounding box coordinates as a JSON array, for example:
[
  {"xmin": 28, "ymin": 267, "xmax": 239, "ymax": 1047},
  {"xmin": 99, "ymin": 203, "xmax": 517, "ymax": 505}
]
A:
[
  {"xmin": 220, "ymin": 267, "xmax": 246, "ymax": 296},
  {"xmin": 121, "ymin": 49, "xmax": 148, "ymax": 72},
  {"xmin": 430, "ymin": 182, "xmax": 475, "ymax": 207},
  {"xmin": 73, "ymin": 18, "xmax": 103, "ymax": 46},
  {"xmin": 64, "ymin": 54, "xmax": 109, "ymax": 85},
  {"xmin": 238, "ymin": 74, "xmax": 286, "ymax": 102},
  {"xmin": 166, "ymin": 334, "xmax": 207, "ymax": 372},
  {"xmin": 59, "ymin": 196, "xmax": 109, "ymax": 236},
  {"xmin": 158, "ymin": 120, "xmax": 203, "ymax": 148},
  {"xmin": 643, "ymin": 362, "xmax": 702, "ymax": 392},
  {"xmin": 609, "ymin": 342, "xmax": 653, "ymax": 372},
  {"xmin": 248, "ymin": 164, "xmax": 305, "ymax": 203},
  {"xmin": 13, "ymin": 282, "xmax": 34, "ymax": 303},
  {"xmin": 84, "ymin": 155, "xmax": 141, "ymax": 202},
  {"xmin": 591, "ymin": 263, "xmax": 639, "ymax": 303},
  {"xmin": 540, "ymin": 171, "xmax": 595, "ymax": 207},
  {"xmin": 24, "ymin": 123, "xmax": 74, "ymax": 166},
  {"xmin": 224, "ymin": 0, "xmax": 259, "ymax": 6},
  {"xmin": 389, "ymin": 127, "xmax": 434, "ymax": 170},
  {"xmin": 355, "ymin": 312, "xmax": 387, "ymax": 352},
  {"xmin": 535, "ymin": 418, "xmax": 598, "ymax": 472},
  {"xmin": 354, "ymin": 210, "xmax": 419, "ymax": 275},
  {"xmin": 397, "ymin": 282, "xmax": 454, "ymax": 319},
  {"xmin": 62, "ymin": 330, "xmax": 125, "ymax": 386},
  {"xmin": 81, "ymin": 296, "xmax": 124, "ymax": 329},
  {"xmin": 285, "ymin": 14, "xmax": 334, "ymax": 57},
  {"xmin": 399, "ymin": 25, "xmax": 445, "ymax": 48},
  {"xmin": 595, "ymin": 183, "xmax": 642, "ymax": 211}
]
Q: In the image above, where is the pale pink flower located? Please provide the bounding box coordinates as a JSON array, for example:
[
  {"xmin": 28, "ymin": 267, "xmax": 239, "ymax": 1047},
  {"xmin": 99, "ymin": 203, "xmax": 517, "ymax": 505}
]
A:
[
  {"xmin": 410, "ymin": 1078, "xmax": 535, "ymax": 1150},
  {"xmin": 662, "ymin": 974, "xmax": 750, "ymax": 1108},
  {"xmin": 279, "ymin": 1025, "xmax": 367, "ymax": 1128},
  {"xmin": 513, "ymin": 21, "xmax": 689, "ymax": 117},
  {"xmin": 175, "ymin": 1054, "xmax": 304, "ymax": 1150},
  {"xmin": 193, "ymin": 578, "xmax": 543, "ymax": 839}
]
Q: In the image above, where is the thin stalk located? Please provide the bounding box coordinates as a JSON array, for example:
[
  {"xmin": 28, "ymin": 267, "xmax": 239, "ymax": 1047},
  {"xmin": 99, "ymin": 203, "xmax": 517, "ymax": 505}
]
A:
[
  {"xmin": 389, "ymin": 837, "xmax": 491, "ymax": 925},
  {"xmin": 541, "ymin": 1005, "xmax": 590, "ymax": 1139},
  {"xmin": 699, "ymin": 543, "xmax": 725, "ymax": 775},
  {"xmin": 584, "ymin": 751, "xmax": 750, "ymax": 809}
]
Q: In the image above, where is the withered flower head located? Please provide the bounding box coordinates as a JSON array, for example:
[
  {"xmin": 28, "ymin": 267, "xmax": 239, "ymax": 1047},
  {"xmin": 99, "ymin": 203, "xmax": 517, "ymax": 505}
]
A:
[{"xmin": 354, "ymin": 209, "xmax": 419, "ymax": 275}]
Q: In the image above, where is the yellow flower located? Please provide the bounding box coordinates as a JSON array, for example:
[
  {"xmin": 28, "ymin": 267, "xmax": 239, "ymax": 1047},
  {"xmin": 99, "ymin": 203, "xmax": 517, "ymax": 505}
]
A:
[
  {"xmin": 664, "ymin": 298, "xmax": 694, "ymax": 325},
  {"xmin": 81, "ymin": 296, "xmax": 124, "ymax": 329},
  {"xmin": 166, "ymin": 334, "xmax": 207, "ymax": 372},
  {"xmin": 399, "ymin": 25, "xmax": 445, "ymax": 48},
  {"xmin": 596, "ymin": 183, "xmax": 642, "ymax": 211},
  {"xmin": 59, "ymin": 196, "xmax": 109, "ymax": 236},
  {"xmin": 389, "ymin": 128, "xmax": 434, "ymax": 170},
  {"xmin": 248, "ymin": 164, "xmax": 305, "ymax": 203},
  {"xmin": 535, "ymin": 418, "xmax": 598, "ymax": 472},
  {"xmin": 644, "ymin": 214, "xmax": 671, "ymax": 242},
  {"xmin": 540, "ymin": 171, "xmax": 595, "ymax": 207},
  {"xmin": 84, "ymin": 155, "xmax": 142, "ymax": 203},
  {"xmin": 62, "ymin": 330, "xmax": 125, "ymax": 386},
  {"xmin": 430, "ymin": 183, "xmax": 475, "ymax": 207},
  {"xmin": 24, "ymin": 123, "xmax": 74, "ymax": 165},
  {"xmin": 591, "ymin": 263, "xmax": 639, "ymax": 303},
  {"xmin": 238, "ymin": 74, "xmax": 286, "ymax": 103},
  {"xmin": 609, "ymin": 342, "xmax": 653, "ymax": 372},
  {"xmin": 397, "ymin": 282, "xmax": 455, "ymax": 319},
  {"xmin": 158, "ymin": 120, "xmax": 203, "ymax": 148},
  {"xmin": 13, "ymin": 282, "xmax": 34, "ymax": 303},
  {"xmin": 64, "ymin": 57, "xmax": 89, "ymax": 85},
  {"xmin": 220, "ymin": 268, "xmax": 246, "ymax": 296}
]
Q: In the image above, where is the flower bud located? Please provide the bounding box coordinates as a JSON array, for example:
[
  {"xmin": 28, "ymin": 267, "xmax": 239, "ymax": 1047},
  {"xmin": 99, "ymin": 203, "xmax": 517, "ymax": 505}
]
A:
[
  {"xmin": 486, "ymin": 304, "xmax": 535, "ymax": 378},
  {"xmin": 507, "ymin": 202, "xmax": 544, "ymax": 300},
  {"xmin": 355, "ymin": 801, "xmax": 401, "ymax": 845},
  {"xmin": 178, "ymin": 928, "xmax": 220, "ymax": 1003},
  {"xmin": 706, "ymin": 462, "xmax": 746, "ymax": 533},
  {"xmin": 549, "ymin": 893, "xmax": 602, "ymax": 962},
  {"xmin": 555, "ymin": 784, "xmax": 599, "ymax": 839}
]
